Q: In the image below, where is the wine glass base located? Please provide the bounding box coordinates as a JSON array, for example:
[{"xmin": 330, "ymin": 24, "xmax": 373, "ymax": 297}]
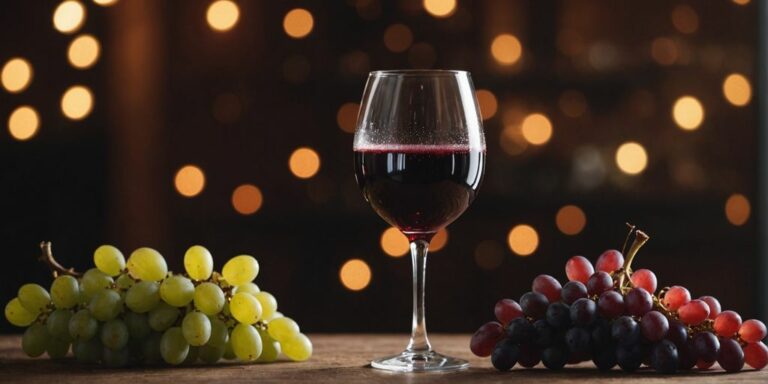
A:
[{"xmin": 370, "ymin": 350, "xmax": 469, "ymax": 372}]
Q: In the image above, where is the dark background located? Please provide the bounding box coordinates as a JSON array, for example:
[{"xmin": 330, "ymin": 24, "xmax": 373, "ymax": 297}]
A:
[{"xmin": 0, "ymin": 0, "xmax": 762, "ymax": 334}]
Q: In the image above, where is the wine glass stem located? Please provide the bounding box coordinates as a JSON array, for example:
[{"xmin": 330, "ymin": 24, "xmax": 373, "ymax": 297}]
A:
[{"xmin": 406, "ymin": 239, "xmax": 432, "ymax": 354}]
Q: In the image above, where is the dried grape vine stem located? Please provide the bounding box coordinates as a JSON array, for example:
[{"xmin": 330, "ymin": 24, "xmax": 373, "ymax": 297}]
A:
[{"xmin": 38, "ymin": 241, "xmax": 81, "ymax": 278}]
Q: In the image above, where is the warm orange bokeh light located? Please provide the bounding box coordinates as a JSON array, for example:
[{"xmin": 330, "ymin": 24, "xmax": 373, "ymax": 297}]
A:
[
  {"xmin": 507, "ymin": 224, "xmax": 539, "ymax": 256},
  {"xmin": 383, "ymin": 24, "xmax": 413, "ymax": 53},
  {"xmin": 672, "ymin": 96, "xmax": 704, "ymax": 131},
  {"xmin": 556, "ymin": 205, "xmax": 587, "ymax": 235},
  {"xmin": 232, "ymin": 184, "xmax": 263, "ymax": 215},
  {"xmin": 53, "ymin": 1, "xmax": 86, "ymax": 34},
  {"xmin": 475, "ymin": 89, "xmax": 498, "ymax": 121},
  {"xmin": 206, "ymin": 0, "xmax": 240, "ymax": 32},
  {"xmin": 615, "ymin": 142, "xmax": 648, "ymax": 175},
  {"xmin": 336, "ymin": 102, "xmax": 360, "ymax": 133},
  {"xmin": 423, "ymin": 0, "xmax": 457, "ymax": 18},
  {"xmin": 722, "ymin": 73, "xmax": 752, "ymax": 107},
  {"xmin": 283, "ymin": 8, "xmax": 314, "ymax": 39},
  {"xmin": 429, "ymin": 228, "xmax": 449, "ymax": 252},
  {"xmin": 380, "ymin": 227, "xmax": 409, "ymax": 257},
  {"xmin": 68, "ymin": 34, "xmax": 100, "ymax": 69},
  {"xmin": 174, "ymin": 165, "xmax": 206, "ymax": 197},
  {"xmin": 521, "ymin": 113, "xmax": 553, "ymax": 145},
  {"xmin": 1, "ymin": 58, "xmax": 33, "ymax": 93},
  {"xmin": 491, "ymin": 34, "xmax": 522, "ymax": 65},
  {"xmin": 61, "ymin": 85, "xmax": 94, "ymax": 120},
  {"xmin": 725, "ymin": 194, "xmax": 750, "ymax": 226},
  {"xmin": 8, "ymin": 106, "xmax": 40, "ymax": 141},
  {"xmin": 288, "ymin": 147, "xmax": 321, "ymax": 179},
  {"xmin": 339, "ymin": 259, "xmax": 372, "ymax": 291}
]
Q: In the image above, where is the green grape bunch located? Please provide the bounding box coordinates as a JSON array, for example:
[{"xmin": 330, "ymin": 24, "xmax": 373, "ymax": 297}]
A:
[{"xmin": 4, "ymin": 242, "xmax": 312, "ymax": 366}]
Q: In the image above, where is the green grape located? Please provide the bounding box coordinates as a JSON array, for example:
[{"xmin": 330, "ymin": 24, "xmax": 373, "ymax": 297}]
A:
[
  {"xmin": 22, "ymin": 323, "xmax": 50, "ymax": 357},
  {"xmin": 182, "ymin": 311, "xmax": 211, "ymax": 346},
  {"xmin": 254, "ymin": 291, "xmax": 277, "ymax": 321},
  {"xmin": 267, "ymin": 316, "xmax": 300, "ymax": 342},
  {"xmin": 5, "ymin": 297, "xmax": 36, "ymax": 327},
  {"xmin": 193, "ymin": 282, "xmax": 225, "ymax": 316},
  {"xmin": 199, "ymin": 344, "xmax": 225, "ymax": 364},
  {"xmin": 160, "ymin": 275, "xmax": 194, "ymax": 307},
  {"xmin": 148, "ymin": 302, "xmax": 180, "ymax": 331},
  {"xmin": 47, "ymin": 337, "xmax": 70, "ymax": 359},
  {"xmin": 125, "ymin": 280, "xmax": 160, "ymax": 313},
  {"xmin": 50, "ymin": 275, "xmax": 80, "ymax": 309},
  {"xmin": 230, "ymin": 292, "xmax": 263, "ymax": 324},
  {"xmin": 103, "ymin": 346, "xmax": 130, "ymax": 367},
  {"xmin": 127, "ymin": 247, "xmax": 168, "ymax": 281},
  {"xmin": 88, "ymin": 289, "xmax": 122, "ymax": 321},
  {"xmin": 46, "ymin": 309, "xmax": 74, "ymax": 341},
  {"xmin": 18, "ymin": 283, "xmax": 51, "ymax": 315},
  {"xmin": 281, "ymin": 333, "xmax": 312, "ymax": 361},
  {"xmin": 184, "ymin": 245, "xmax": 214, "ymax": 281},
  {"xmin": 81, "ymin": 268, "xmax": 114, "ymax": 301},
  {"xmin": 230, "ymin": 323, "xmax": 262, "ymax": 361},
  {"xmin": 183, "ymin": 346, "xmax": 200, "ymax": 365},
  {"xmin": 100, "ymin": 318, "xmax": 129, "ymax": 350},
  {"xmin": 125, "ymin": 311, "xmax": 152, "ymax": 339},
  {"xmin": 207, "ymin": 317, "xmax": 229, "ymax": 348},
  {"xmin": 234, "ymin": 282, "xmax": 260, "ymax": 296},
  {"xmin": 69, "ymin": 309, "xmax": 98, "ymax": 340},
  {"xmin": 73, "ymin": 338, "xmax": 102, "ymax": 363},
  {"xmin": 265, "ymin": 311, "xmax": 284, "ymax": 321},
  {"xmin": 222, "ymin": 255, "xmax": 259, "ymax": 286},
  {"xmin": 257, "ymin": 328, "xmax": 281, "ymax": 363},
  {"xmin": 223, "ymin": 336, "xmax": 236, "ymax": 360},
  {"xmin": 115, "ymin": 273, "xmax": 135, "ymax": 290},
  {"xmin": 160, "ymin": 327, "xmax": 190, "ymax": 365},
  {"xmin": 94, "ymin": 245, "xmax": 126, "ymax": 277}
]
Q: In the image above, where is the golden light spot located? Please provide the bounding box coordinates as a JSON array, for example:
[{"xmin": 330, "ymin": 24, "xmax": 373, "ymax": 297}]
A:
[
  {"xmin": 288, "ymin": 147, "xmax": 321, "ymax": 179},
  {"xmin": 53, "ymin": 1, "xmax": 86, "ymax": 34},
  {"xmin": 671, "ymin": 5, "xmax": 699, "ymax": 34},
  {"xmin": 732, "ymin": 0, "xmax": 750, "ymax": 5},
  {"xmin": 383, "ymin": 24, "xmax": 413, "ymax": 53},
  {"xmin": 1, "ymin": 58, "xmax": 33, "ymax": 93},
  {"xmin": 672, "ymin": 96, "xmax": 704, "ymax": 130},
  {"xmin": 559, "ymin": 90, "xmax": 587, "ymax": 118},
  {"xmin": 283, "ymin": 8, "xmax": 314, "ymax": 39},
  {"xmin": 725, "ymin": 194, "xmax": 750, "ymax": 226},
  {"xmin": 507, "ymin": 224, "xmax": 539, "ymax": 256},
  {"xmin": 475, "ymin": 89, "xmax": 498, "ymax": 121},
  {"xmin": 521, "ymin": 113, "xmax": 553, "ymax": 145},
  {"xmin": 232, "ymin": 184, "xmax": 263, "ymax": 215},
  {"xmin": 429, "ymin": 228, "xmax": 448, "ymax": 252},
  {"xmin": 336, "ymin": 102, "xmax": 360, "ymax": 133},
  {"xmin": 68, "ymin": 34, "xmax": 100, "ymax": 69},
  {"xmin": 8, "ymin": 106, "xmax": 40, "ymax": 141},
  {"xmin": 61, "ymin": 85, "xmax": 94, "ymax": 120},
  {"xmin": 615, "ymin": 142, "xmax": 648, "ymax": 175},
  {"xmin": 339, "ymin": 259, "xmax": 371, "ymax": 291},
  {"xmin": 474, "ymin": 240, "xmax": 504, "ymax": 270},
  {"xmin": 206, "ymin": 0, "xmax": 240, "ymax": 32},
  {"xmin": 174, "ymin": 165, "xmax": 206, "ymax": 197},
  {"xmin": 490, "ymin": 34, "xmax": 522, "ymax": 65},
  {"xmin": 93, "ymin": 0, "xmax": 118, "ymax": 6},
  {"xmin": 723, "ymin": 73, "xmax": 752, "ymax": 107},
  {"xmin": 423, "ymin": 0, "xmax": 457, "ymax": 18},
  {"xmin": 555, "ymin": 205, "xmax": 586, "ymax": 235},
  {"xmin": 380, "ymin": 227, "xmax": 409, "ymax": 257},
  {"xmin": 650, "ymin": 37, "xmax": 679, "ymax": 66}
]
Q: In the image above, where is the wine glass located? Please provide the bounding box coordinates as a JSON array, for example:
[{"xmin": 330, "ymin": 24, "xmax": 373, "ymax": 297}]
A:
[{"xmin": 353, "ymin": 70, "xmax": 486, "ymax": 372}]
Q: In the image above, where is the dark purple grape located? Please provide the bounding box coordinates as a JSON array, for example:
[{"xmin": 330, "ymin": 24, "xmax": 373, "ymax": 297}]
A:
[
  {"xmin": 650, "ymin": 339, "xmax": 678, "ymax": 374},
  {"xmin": 597, "ymin": 290, "xmax": 625, "ymax": 319},
  {"xmin": 470, "ymin": 321, "xmax": 504, "ymax": 357},
  {"xmin": 491, "ymin": 338, "xmax": 520, "ymax": 371},
  {"xmin": 520, "ymin": 292, "xmax": 549, "ymax": 320},
  {"xmin": 533, "ymin": 319, "xmax": 558, "ymax": 348},
  {"xmin": 591, "ymin": 319, "xmax": 613, "ymax": 349},
  {"xmin": 506, "ymin": 317, "xmax": 536, "ymax": 344},
  {"xmin": 586, "ymin": 272, "xmax": 614, "ymax": 296},
  {"xmin": 517, "ymin": 344, "xmax": 541, "ymax": 368},
  {"xmin": 561, "ymin": 281, "xmax": 588, "ymax": 305},
  {"xmin": 532, "ymin": 274, "xmax": 562, "ymax": 303},
  {"xmin": 593, "ymin": 347, "xmax": 617, "ymax": 371},
  {"xmin": 541, "ymin": 345, "xmax": 569, "ymax": 370},
  {"xmin": 666, "ymin": 320, "xmax": 688, "ymax": 347},
  {"xmin": 570, "ymin": 298, "xmax": 597, "ymax": 327},
  {"xmin": 692, "ymin": 332, "xmax": 720, "ymax": 364},
  {"xmin": 565, "ymin": 327, "xmax": 592, "ymax": 355},
  {"xmin": 641, "ymin": 311, "xmax": 669, "ymax": 342},
  {"xmin": 717, "ymin": 337, "xmax": 744, "ymax": 372},
  {"xmin": 678, "ymin": 339, "xmax": 697, "ymax": 370},
  {"xmin": 612, "ymin": 316, "xmax": 640, "ymax": 346},
  {"xmin": 616, "ymin": 344, "xmax": 644, "ymax": 372},
  {"xmin": 545, "ymin": 302, "xmax": 571, "ymax": 330},
  {"xmin": 625, "ymin": 287, "xmax": 653, "ymax": 317}
]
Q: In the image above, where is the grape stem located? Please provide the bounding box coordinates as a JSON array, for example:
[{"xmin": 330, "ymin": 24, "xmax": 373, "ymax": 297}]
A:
[
  {"xmin": 616, "ymin": 230, "xmax": 649, "ymax": 291},
  {"xmin": 38, "ymin": 241, "xmax": 81, "ymax": 278}
]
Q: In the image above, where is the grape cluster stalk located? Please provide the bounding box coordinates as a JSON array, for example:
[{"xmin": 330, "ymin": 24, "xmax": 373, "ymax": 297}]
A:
[
  {"xmin": 471, "ymin": 225, "xmax": 768, "ymax": 374},
  {"xmin": 4, "ymin": 242, "xmax": 312, "ymax": 366}
]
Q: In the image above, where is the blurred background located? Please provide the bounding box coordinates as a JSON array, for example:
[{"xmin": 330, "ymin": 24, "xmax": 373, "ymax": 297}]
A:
[{"xmin": 0, "ymin": 0, "xmax": 763, "ymax": 334}]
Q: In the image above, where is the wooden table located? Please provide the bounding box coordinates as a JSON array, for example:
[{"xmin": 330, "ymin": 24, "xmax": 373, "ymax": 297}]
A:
[{"xmin": 1, "ymin": 334, "xmax": 766, "ymax": 383}]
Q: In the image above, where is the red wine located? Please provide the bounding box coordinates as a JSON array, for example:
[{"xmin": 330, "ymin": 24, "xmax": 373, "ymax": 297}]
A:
[{"xmin": 354, "ymin": 145, "xmax": 485, "ymax": 240}]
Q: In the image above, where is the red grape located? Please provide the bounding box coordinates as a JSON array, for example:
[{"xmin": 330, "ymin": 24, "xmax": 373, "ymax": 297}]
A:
[
  {"xmin": 595, "ymin": 249, "xmax": 624, "ymax": 273},
  {"xmin": 586, "ymin": 272, "xmax": 614, "ymax": 296},
  {"xmin": 718, "ymin": 337, "xmax": 745, "ymax": 372},
  {"xmin": 565, "ymin": 256, "xmax": 594, "ymax": 284},
  {"xmin": 640, "ymin": 310, "xmax": 669, "ymax": 342},
  {"xmin": 740, "ymin": 319, "xmax": 768, "ymax": 344},
  {"xmin": 597, "ymin": 290, "xmax": 625, "ymax": 318},
  {"xmin": 630, "ymin": 269, "xmax": 657, "ymax": 293},
  {"xmin": 561, "ymin": 281, "xmax": 587, "ymax": 304},
  {"xmin": 662, "ymin": 286, "xmax": 691, "ymax": 310},
  {"xmin": 678, "ymin": 299, "xmax": 710, "ymax": 326},
  {"xmin": 698, "ymin": 296, "xmax": 721, "ymax": 319},
  {"xmin": 714, "ymin": 310, "xmax": 742, "ymax": 337},
  {"xmin": 532, "ymin": 274, "xmax": 562, "ymax": 303},
  {"xmin": 470, "ymin": 321, "xmax": 504, "ymax": 357},
  {"xmin": 744, "ymin": 341, "xmax": 768, "ymax": 370},
  {"xmin": 494, "ymin": 299, "xmax": 523, "ymax": 326},
  {"xmin": 625, "ymin": 287, "xmax": 653, "ymax": 317}
]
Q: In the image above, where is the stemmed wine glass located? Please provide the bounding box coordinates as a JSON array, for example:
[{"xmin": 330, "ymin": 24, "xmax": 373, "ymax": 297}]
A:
[{"xmin": 353, "ymin": 70, "xmax": 486, "ymax": 372}]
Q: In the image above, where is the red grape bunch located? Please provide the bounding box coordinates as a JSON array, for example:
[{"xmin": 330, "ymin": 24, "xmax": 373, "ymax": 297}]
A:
[{"xmin": 470, "ymin": 225, "xmax": 768, "ymax": 374}]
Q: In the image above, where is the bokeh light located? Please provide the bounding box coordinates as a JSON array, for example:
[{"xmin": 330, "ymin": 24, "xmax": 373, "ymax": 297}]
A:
[
  {"xmin": 615, "ymin": 142, "xmax": 648, "ymax": 175},
  {"xmin": 423, "ymin": 0, "xmax": 457, "ymax": 18},
  {"xmin": 555, "ymin": 205, "xmax": 587, "ymax": 235},
  {"xmin": 174, "ymin": 165, "xmax": 206, "ymax": 198},
  {"xmin": 283, "ymin": 8, "xmax": 314, "ymax": 39},
  {"xmin": 206, "ymin": 0, "xmax": 240, "ymax": 32},
  {"xmin": 521, "ymin": 113, "xmax": 553, "ymax": 145},
  {"xmin": 559, "ymin": 90, "xmax": 588, "ymax": 118},
  {"xmin": 61, "ymin": 85, "xmax": 94, "ymax": 120},
  {"xmin": 475, "ymin": 89, "xmax": 498, "ymax": 121},
  {"xmin": 1, "ymin": 58, "xmax": 33, "ymax": 93},
  {"xmin": 671, "ymin": 5, "xmax": 699, "ymax": 34},
  {"xmin": 650, "ymin": 37, "xmax": 679, "ymax": 66},
  {"xmin": 722, "ymin": 73, "xmax": 752, "ymax": 107},
  {"xmin": 490, "ymin": 34, "xmax": 522, "ymax": 65},
  {"xmin": 288, "ymin": 147, "xmax": 321, "ymax": 179},
  {"xmin": 339, "ymin": 259, "xmax": 371, "ymax": 291},
  {"xmin": 383, "ymin": 24, "xmax": 413, "ymax": 53},
  {"xmin": 429, "ymin": 228, "xmax": 448, "ymax": 252},
  {"xmin": 336, "ymin": 102, "xmax": 359, "ymax": 133},
  {"xmin": 93, "ymin": 0, "xmax": 118, "ymax": 6},
  {"xmin": 474, "ymin": 240, "xmax": 504, "ymax": 270},
  {"xmin": 672, "ymin": 96, "xmax": 704, "ymax": 131},
  {"xmin": 53, "ymin": 1, "xmax": 86, "ymax": 34},
  {"xmin": 231, "ymin": 184, "xmax": 263, "ymax": 215},
  {"xmin": 380, "ymin": 227, "xmax": 409, "ymax": 257},
  {"xmin": 732, "ymin": 0, "xmax": 750, "ymax": 5},
  {"xmin": 68, "ymin": 34, "xmax": 100, "ymax": 69},
  {"xmin": 7, "ymin": 106, "xmax": 40, "ymax": 141},
  {"xmin": 725, "ymin": 193, "xmax": 750, "ymax": 226},
  {"xmin": 507, "ymin": 224, "xmax": 539, "ymax": 256}
]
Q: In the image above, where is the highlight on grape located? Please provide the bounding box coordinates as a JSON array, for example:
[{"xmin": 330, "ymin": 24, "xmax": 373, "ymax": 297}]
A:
[
  {"xmin": 471, "ymin": 225, "xmax": 768, "ymax": 374},
  {"xmin": 4, "ymin": 242, "xmax": 312, "ymax": 366}
]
